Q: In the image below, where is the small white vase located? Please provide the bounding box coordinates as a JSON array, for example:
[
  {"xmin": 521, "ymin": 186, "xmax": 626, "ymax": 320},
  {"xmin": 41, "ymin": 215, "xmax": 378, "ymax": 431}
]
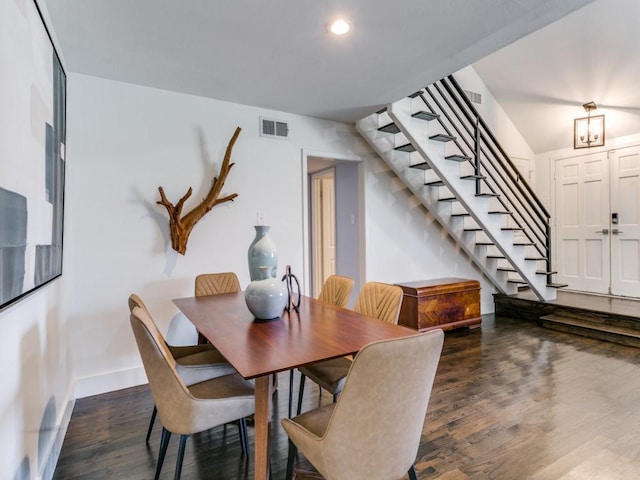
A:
[{"xmin": 245, "ymin": 267, "xmax": 287, "ymax": 319}]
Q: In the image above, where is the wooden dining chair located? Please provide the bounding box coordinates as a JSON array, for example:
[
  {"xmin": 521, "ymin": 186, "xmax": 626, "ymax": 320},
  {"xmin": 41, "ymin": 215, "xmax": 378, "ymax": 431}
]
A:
[
  {"xmin": 127, "ymin": 294, "xmax": 241, "ymax": 446},
  {"xmin": 130, "ymin": 305, "xmax": 255, "ymax": 480},
  {"xmin": 194, "ymin": 272, "xmax": 242, "ymax": 343},
  {"xmin": 282, "ymin": 329, "xmax": 444, "ymax": 480},
  {"xmin": 295, "ymin": 282, "xmax": 403, "ymax": 416},
  {"xmin": 288, "ymin": 275, "xmax": 355, "ymax": 417}
]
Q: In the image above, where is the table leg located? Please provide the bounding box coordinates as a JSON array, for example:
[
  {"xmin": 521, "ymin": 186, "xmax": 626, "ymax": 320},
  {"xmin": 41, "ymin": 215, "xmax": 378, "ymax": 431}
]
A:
[{"xmin": 254, "ymin": 375, "xmax": 273, "ymax": 480}]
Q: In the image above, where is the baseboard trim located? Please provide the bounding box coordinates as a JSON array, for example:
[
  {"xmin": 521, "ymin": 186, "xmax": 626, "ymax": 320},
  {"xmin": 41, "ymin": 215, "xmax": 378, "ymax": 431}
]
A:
[{"xmin": 73, "ymin": 365, "xmax": 147, "ymax": 399}]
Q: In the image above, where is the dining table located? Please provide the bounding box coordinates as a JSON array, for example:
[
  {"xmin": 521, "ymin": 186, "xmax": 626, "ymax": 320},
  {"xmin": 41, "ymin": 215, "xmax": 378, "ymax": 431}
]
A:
[{"xmin": 173, "ymin": 291, "xmax": 416, "ymax": 480}]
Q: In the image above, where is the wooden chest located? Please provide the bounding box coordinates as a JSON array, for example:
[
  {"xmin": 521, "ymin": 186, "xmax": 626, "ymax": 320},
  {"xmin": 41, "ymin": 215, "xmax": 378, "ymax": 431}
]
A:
[{"xmin": 396, "ymin": 278, "xmax": 481, "ymax": 331}]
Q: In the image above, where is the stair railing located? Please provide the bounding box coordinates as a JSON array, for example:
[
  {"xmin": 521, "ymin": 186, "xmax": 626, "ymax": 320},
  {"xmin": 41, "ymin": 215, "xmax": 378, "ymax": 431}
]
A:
[{"xmin": 422, "ymin": 75, "xmax": 552, "ymax": 282}]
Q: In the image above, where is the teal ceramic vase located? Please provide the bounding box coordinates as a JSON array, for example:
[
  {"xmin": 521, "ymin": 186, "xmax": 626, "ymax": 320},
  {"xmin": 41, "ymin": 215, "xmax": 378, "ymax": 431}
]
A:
[
  {"xmin": 248, "ymin": 225, "xmax": 277, "ymax": 281},
  {"xmin": 244, "ymin": 266, "xmax": 287, "ymax": 319}
]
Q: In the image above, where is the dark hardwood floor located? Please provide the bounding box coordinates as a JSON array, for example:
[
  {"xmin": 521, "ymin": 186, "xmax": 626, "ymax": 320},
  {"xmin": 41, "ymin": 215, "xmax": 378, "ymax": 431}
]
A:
[{"xmin": 54, "ymin": 314, "xmax": 640, "ymax": 479}]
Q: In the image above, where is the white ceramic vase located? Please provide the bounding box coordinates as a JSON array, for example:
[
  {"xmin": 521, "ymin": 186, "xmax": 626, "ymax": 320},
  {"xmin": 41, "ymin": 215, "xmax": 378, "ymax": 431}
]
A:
[
  {"xmin": 247, "ymin": 225, "xmax": 278, "ymax": 281},
  {"xmin": 244, "ymin": 266, "xmax": 287, "ymax": 320}
]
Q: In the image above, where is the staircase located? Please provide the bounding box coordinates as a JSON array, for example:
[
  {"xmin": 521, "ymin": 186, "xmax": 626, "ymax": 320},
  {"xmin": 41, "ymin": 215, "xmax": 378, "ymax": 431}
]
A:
[{"xmin": 356, "ymin": 76, "xmax": 564, "ymax": 301}]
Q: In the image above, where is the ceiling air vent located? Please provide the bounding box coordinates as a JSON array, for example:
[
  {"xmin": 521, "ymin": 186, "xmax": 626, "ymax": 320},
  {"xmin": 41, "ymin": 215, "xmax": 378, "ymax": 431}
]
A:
[
  {"xmin": 463, "ymin": 90, "xmax": 482, "ymax": 105},
  {"xmin": 260, "ymin": 117, "xmax": 289, "ymax": 139}
]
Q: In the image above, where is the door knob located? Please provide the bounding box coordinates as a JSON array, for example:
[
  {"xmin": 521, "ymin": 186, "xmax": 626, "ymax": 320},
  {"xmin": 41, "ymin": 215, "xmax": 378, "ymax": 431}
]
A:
[
  {"xmin": 612, "ymin": 228, "xmax": 623, "ymax": 235},
  {"xmin": 595, "ymin": 229, "xmax": 609, "ymax": 234}
]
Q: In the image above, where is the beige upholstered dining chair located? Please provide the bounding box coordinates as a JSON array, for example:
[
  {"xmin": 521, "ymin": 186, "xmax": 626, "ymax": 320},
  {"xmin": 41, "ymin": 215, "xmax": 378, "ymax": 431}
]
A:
[
  {"xmin": 194, "ymin": 272, "xmax": 242, "ymax": 343},
  {"xmin": 288, "ymin": 275, "xmax": 355, "ymax": 417},
  {"xmin": 295, "ymin": 282, "xmax": 403, "ymax": 416},
  {"xmin": 127, "ymin": 294, "xmax": 238, "ymax": 444},
  {"xmin": 282, "ymin": 329, "xmax": 444, "ymax": 480},
  {"xmin": 317, "ymin": 275, "xmax": 355, "ymax": 309},
  {"xmin": 130, "ymin": 305, "xmax": 255, "ymax": 480}
]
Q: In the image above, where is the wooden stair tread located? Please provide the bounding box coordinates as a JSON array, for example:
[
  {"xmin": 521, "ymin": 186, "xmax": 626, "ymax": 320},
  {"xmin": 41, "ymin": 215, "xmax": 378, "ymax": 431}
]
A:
[
  {"xmin": 412, "ymin": 110, "xmax": 439, "ymax": 121},
  {"xmin": 430, "ymin": 133, "xmax": 456, "ymax": 142},
  {"xmin": 445, "ymin": 154, "xmax": 470, "ymax": 162},
  {"xmin": 378, "ymin": 123, "xmax": 400, "ymax": 134},
  {"xmin": 409, "ymin": 161, "xmax": 431, "ymax": 170},
  {"xmin": 460, "ymin": 175, "xmax": 485, "ymax": 180},
  {"xmin": 425, "ymin": 180, "xmax": 445, "ymax": 187},
  {"xmin": 547, "ymin": 282, "xmax": 568, "ymax": 288},
  {"xmin": 394, "ymin": 143, "xmax": 416, "ymax": 152}
]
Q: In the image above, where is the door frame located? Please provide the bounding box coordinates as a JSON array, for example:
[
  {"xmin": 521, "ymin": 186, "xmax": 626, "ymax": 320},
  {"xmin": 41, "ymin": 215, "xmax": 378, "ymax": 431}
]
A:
[{"xmin": 301, "ymin": 149, "xmax": 363, "ymax": 298}]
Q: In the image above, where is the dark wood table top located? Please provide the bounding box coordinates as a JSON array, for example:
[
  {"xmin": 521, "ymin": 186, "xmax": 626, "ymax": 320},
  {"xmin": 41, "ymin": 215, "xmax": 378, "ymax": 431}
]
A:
[{"xmin": 173, "ymin": 292, "xmax": 416, "ymax": 379}]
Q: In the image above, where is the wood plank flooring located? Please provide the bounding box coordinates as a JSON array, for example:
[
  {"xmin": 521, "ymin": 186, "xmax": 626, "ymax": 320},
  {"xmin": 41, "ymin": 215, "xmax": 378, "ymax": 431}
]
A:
[{"xmin": 54, "ymin": 314, "xmax": 640, "ymax": 479}]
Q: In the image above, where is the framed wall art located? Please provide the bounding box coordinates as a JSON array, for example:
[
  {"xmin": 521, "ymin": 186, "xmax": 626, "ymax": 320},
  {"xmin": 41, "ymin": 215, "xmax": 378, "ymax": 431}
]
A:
[{"xmin": 0, "ymin": 0, "xmax": 66, "ymax": 310}]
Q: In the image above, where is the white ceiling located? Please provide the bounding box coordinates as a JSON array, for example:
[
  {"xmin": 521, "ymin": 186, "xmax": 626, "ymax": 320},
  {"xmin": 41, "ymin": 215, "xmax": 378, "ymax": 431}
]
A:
[
  {"xmin": 43, "ymin": 0, "xmax": 619, "ymax": 154},
  {"xmin": 473, "ymin": 0, "xmax": 640, "ymax": 153}
]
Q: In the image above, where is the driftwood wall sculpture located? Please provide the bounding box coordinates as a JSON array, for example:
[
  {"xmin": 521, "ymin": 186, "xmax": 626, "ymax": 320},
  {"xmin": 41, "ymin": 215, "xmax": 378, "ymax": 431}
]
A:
[{"xmin": 157, "ymin": 126, "xmax": 241, "ymax": 255}]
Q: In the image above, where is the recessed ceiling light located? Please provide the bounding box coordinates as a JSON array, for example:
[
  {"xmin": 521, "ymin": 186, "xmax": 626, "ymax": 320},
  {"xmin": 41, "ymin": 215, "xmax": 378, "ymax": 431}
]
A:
[{"xmin": 328, "ymin": 18, "xmax": 351, "ymax": 35}]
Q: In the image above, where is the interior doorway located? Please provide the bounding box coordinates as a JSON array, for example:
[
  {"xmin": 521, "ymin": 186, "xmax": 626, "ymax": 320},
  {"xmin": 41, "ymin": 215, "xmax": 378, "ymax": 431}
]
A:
[
  {"xmin": 554, "ymin": 145, "xmax": 640, "ymax": 297},
  {"xmin": 311, "ymin": 169, "xmax": 336, "ymax": 297},
  {"xmin": 303, "ymin": 152, "xmax": 362, "ymax": 306}
]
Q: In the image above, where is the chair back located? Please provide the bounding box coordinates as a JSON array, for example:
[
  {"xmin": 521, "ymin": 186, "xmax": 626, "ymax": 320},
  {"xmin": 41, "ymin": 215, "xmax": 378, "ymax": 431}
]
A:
[
  {"xmin": 353, "ymin": 282, "xmax": 403, "ymax": 324},
  {"xmin": 317, "ymin": 275, "xmax": 354, "ymax": 308},
  {"xmin": 128, "ymin": 294, "xmax": 174, "ymax": 364},
  {"xmin": 195, "ymin": 272, "xmax": 241, "ymax": 297},
  {"xmin": 314, "ymin": 330, "xmax": 444, "ymax": 480}
]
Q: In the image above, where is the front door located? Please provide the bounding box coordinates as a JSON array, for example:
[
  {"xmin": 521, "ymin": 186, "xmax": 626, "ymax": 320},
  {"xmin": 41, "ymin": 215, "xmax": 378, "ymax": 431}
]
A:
[
  {"xmin": 555, "ymin": 151, "xmax": 610, "ymax": 294},
  {"xmin": 555, "ymin": 145, "xmax": 640, "ymax": 297},
  {"xmin": 609, "ymin": 146, "xmax": 640, "ymax": 297}
]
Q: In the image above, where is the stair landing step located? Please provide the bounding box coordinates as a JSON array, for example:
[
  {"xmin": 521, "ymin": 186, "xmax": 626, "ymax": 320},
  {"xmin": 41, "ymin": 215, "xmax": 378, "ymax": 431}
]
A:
[{"xmin": 541, "ymin": 314, "xmax": 640, "ymax": 348}]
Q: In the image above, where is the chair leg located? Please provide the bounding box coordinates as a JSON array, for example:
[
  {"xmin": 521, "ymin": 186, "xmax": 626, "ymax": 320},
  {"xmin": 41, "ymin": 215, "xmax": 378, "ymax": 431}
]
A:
[
  {"xmin": 174, "ymin": 434, "xmax": 190, "ymax": 480},
  {"xmin": 155, "ymin": 427, "xmax": 171, "ymax": 480},
  {"xmin": 285, "ymin": 440, "xmax": 297, "ymax": 480},
  {"xmin": 408, "ymin": 465, "xmax": 418, "ymax": 480},
  {"xmin": 238, "ymin": 417, "xmax": 249, "ymax": 455},
  {"xmin": 296, "ymin": 373, "xmax": 306, "ymax": 416},
  {"xmin": 146, "ymin": 405, "xmax": 157, "ymax": 443},
  {"xmin": 288, "ymin": 370, "xmax": 294, "ymax": 418}
]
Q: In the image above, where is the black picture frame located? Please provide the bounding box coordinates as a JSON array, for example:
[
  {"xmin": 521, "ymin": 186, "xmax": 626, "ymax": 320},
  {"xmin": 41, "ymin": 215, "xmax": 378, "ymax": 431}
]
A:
[{"xmin": 0, "ymin": 0, "xmax": 66, "ymax": 310}]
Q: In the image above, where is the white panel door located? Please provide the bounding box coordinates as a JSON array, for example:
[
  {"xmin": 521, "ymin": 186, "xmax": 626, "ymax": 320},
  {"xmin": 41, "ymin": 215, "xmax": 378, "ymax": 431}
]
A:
[
  {"xmin": 610, "ymin": 146, "xmax": 640, "ymax": 297},
  {"xmin": 555, "ymin": 153, "xmax": 610, "ymax": 294}
]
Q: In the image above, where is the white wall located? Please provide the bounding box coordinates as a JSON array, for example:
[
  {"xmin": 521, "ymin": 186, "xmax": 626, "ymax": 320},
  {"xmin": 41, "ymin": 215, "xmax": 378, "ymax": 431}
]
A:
[
  {"xmin": 455, "ymin": 66, "xmax": 536, "ymax": 164},
  {"xmin": 65, "ymin": 74, "xmax": 498, "ymax": 400},
  {"xmin": 0, "ymin": 284, "xmax": 73, "ymax": 480}
]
